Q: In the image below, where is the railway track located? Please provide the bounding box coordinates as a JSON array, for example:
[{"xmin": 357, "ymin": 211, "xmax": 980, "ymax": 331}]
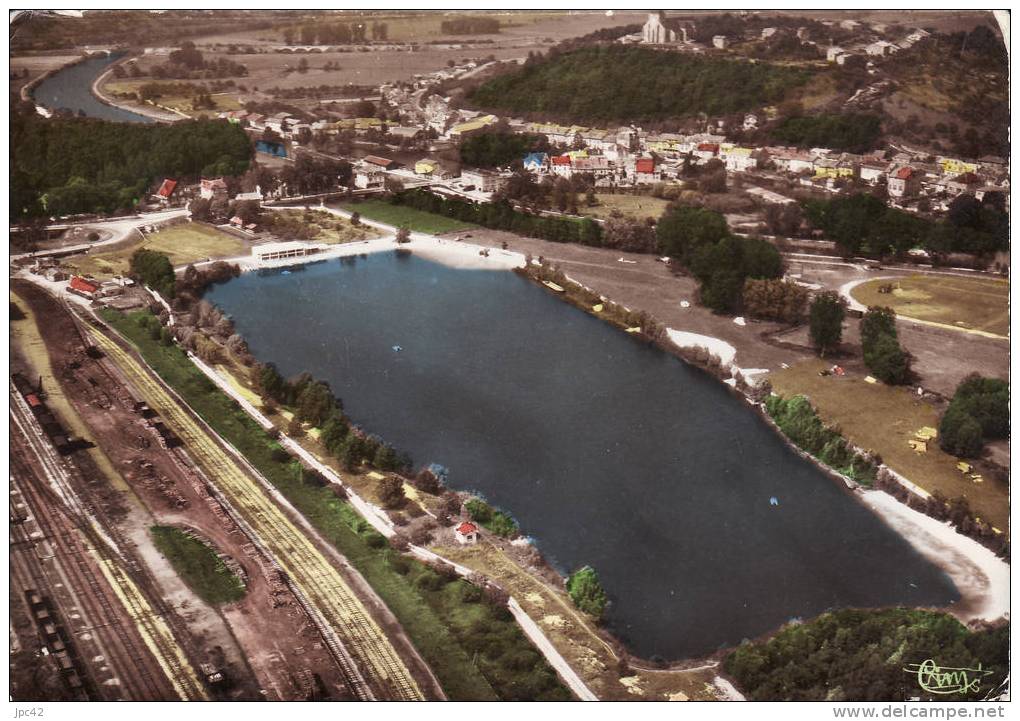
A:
[
  {"xmin": 9, "ymin": 452, "xmax": 172, "ymax": 701},
  {"xmin": 9, "ymin": 386, "xmax": 208, "ymax": 701},
  {"xmin": 84, "ymin": 319, "xmax": 424, "ymax": 701}
]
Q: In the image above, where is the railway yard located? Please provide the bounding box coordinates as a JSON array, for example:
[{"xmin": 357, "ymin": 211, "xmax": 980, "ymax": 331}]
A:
[{"xmin": 9, "ymin": 280, "xmax": 441, "ymax": 702}]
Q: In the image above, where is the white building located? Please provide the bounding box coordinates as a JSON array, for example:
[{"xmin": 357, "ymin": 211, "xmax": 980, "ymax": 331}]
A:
[
  {"xmin": 642, "ymin": 11, "xmax": 693, "ymax": 44},
  {"xmin": 354, "ymin": 169, "xmax": 385, "ymax": 189},
  {"xmin": 761, "ymin": 27, "xmax": 778, "ymax": 39},
  {"xmin": 253, "ymin": 241, "xmax": 326, "ymax": 263},
  {"xmin": 712, "ymin": 35, "xmax": 728, "ymax": 49},
  {"xmin": 826, "ymin": 46, "xmax": 845, "ymax": 62},
  {"xmin": 460, "ymin": 168, "xmax": 508, "ymax": 193}
]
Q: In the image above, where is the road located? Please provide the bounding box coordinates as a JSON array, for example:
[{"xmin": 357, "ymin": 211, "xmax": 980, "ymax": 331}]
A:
[{"xmin": 13, "ymin": 208, "xmax": 191, "ymax": 260}]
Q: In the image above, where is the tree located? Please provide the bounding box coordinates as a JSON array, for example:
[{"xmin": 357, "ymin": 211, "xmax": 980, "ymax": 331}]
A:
[
  {"xmin": 395, "ymin": 225, "xmax": 411, "ymax": 244},
  {"xmin": 656, "ymin": 205, "xmax": 729, "ymax": 263},
  {"xmin": 350, "ymin": 211, "xmax": 361, "ymax": 226},
  {"xmin": 566, "ymin": 566, "xmax": 608, "ymax": 619},
  {"xmin": 742, "ymin": 279, "xmax": 808, "ymax": 323},
  {"xmin": 808, "ymin": 291, "xmax": 846, "ymax": 357},
  {"xmin": 864, "ymin": 332, "xmax": 910, "ymax": 385},
  {"xmin": 377, "ymin": 476, "xmax": 405, "ymax": 509}
]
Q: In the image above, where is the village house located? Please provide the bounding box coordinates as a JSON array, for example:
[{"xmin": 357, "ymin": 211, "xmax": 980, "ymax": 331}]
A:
[
  {"xmin": 550, "ymin": 155, "xmax": 573, "ymax": 178},
  {"xmin": 634, "ymin": 157, "xmax": 659, "ymax": 184},
  {"xmin": 712, "ymin": 35, "xmax": 728, "ymax": 49},
  {"xmin": 68, "ymin": 276, "xmax": 99, "ymax": 301},
  {"xmin": 265, "ymin": 111, "xmax": 296, "ymax": 135},
  {"xmin": 199, "ymin": 177, "xmax": 228, "ymax": 201},
  {"xmin": 692, "ymin": 142, "xmax": 720, "ymax": 164},
  {"xmin": 414, "ymin": 159, "xmax": 437, "ymax": 176},
  {"xmin": 454, "ymin": 521, "xmax": 479, "ymax": 544},
  {"xmin": 887, "ymin": 166, "xmax": 921, "ymax": 198},
  {"xmin": 761, "ymin": 27, "xmax": 778, "ymax": 39},
  {"xmin": 245, "ymin": 113, "xmax": 266, "ymax": 131},
  {"xmin": 460, "ymin": 168, "xmax": 508, "ymax": 193},
  {"xmin": 720, "ymin": 145, "xmax": 760, "ymax": 172},
  {"xmin": 866, "ymin": 40, "xmax": 898, "ymax": 56},
  {"xmin": 354, "ymin": 168, "xmax": 385, "ymax": 189},
  {"xmin": 770, "ymin": 148, "xmax": 815, "ymax": 174},
  {"xmin": 641, "ymin": 11, "xmax": 695, "ymax": 44},
  {"xmin": 387, "ymin": 126, "xmax": 422, "ymax": 144},
  {"xmin": 522, "ymin": 152, "xmax": 548, "ymax": 173},
  {"xmin": 859, "ymin": 161, "xmax": 889, "ymax": 184},
  {"xmin": 572, "ymin": 156, "xmax": 614, "ymax": 179},
  {"xmin": 448, "ymin": 114, "xmax": 498, "ymax": 139},
  {"xmin": 154, "ymin": 178, "xmax": 178, "ymax": 205}
]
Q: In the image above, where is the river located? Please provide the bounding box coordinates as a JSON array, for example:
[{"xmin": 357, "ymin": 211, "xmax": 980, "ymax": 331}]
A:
[
  {"xmin": 204, "ymin": 251, "xmax": 960, "ymax": 660},
  {"xmin": 32, "ymin": 54, "xmax": 153, "ymax": 123}
]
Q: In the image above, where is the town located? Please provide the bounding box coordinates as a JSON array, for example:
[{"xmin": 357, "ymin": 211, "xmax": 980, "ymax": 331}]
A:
[{"xmin": 8, "ymin": 8, "xmax": 1010, "ymax": 711}]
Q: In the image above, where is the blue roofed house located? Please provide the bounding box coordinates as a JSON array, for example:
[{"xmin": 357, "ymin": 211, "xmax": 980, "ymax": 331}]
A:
[{"xmin": 523, "ymin": 152, "xmax": 548, "ymax": 173}]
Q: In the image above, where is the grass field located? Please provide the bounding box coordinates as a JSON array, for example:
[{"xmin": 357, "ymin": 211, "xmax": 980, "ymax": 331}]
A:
[
  {"xmin": 103, "ymin": 79, "xmax": 242, "ymax": 118},
  {"xmin": 577, "ymin": 194, "xmax": 671, "ymax": 222},
  {"xmin": 99, "ymin": 308, "xmax": 568, "ymax": 701},
  {"xmin": 769, "ymin": 359, "xmax": 1008, "ymax": 530},
  {"xmin": 150, "ymin": 525, "xmax": 246, "ymax": 604},
  {"xmin": 336, "ymin": 200, "xmax": 477, "ymax": 234},
  {"xmin": 851, "ymin": 274, "xmax": 1009, "ymax": 337},
  {"xmin": 67, "ymin": 223, "xmax": 245, "ymax": 279}
]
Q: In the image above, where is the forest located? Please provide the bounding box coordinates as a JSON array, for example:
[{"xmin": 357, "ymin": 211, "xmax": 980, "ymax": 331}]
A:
[
  {"xmin": 468, "ymin": 45, "xmax": 808, "ymax": 125},
  {"xmin": 391, "ymin": 189, "xmax": 602, "ymax": 246},
  {"xmin": 10, "ymin": 109, "xmax": 252, "ymax": 219},
  {"xmin": 770, "ymin": 113, "xmax": 882, "ymax": 153},
  {"xmin": 725, "ymin": 608, "xmax": 1008, "ymax": 701}
]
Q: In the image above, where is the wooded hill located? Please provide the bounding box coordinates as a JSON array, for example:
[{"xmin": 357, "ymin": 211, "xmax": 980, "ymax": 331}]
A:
[{"xmin": 467, "ymin": 45, "xmax": 809, "ymax": 125}]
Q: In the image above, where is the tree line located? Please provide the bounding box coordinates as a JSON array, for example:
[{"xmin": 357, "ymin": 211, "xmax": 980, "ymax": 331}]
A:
[
  {"xmin": 391, "ymin": 189, "xmax": 603, "ymax": 246},
  {"xmin": 10, "ymin": 110, "xmax": 252, "ymax": 220},
  {"xmin": 803, "ymin": 193, "xmax": 1009, "ymax": 259},
  {"xmin": 440, "ymin": 17, "xmax": 500, "ymax": 35},
  {"xmin": 468, "ymin": 45, "xmax": 809, "ymax": 125}
]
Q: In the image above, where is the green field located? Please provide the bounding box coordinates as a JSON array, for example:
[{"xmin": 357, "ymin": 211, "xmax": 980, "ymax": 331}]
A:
[
  {"xmin": 769, "ymin": 359, "xmax": 1008, "ymax": 531},
  {"xmin": 68, "ymin": 223, "xmax": 245, "ymax": 279},
  {"xmin": 577, "ymin": 194, "xmax": 670, "ymax": 222},
  {"xmin": 150, "ymin": 525, "xmax": 246, "ymax": 605},
  {"xmin": 336, "ymin": 200, "xmax": 477, "ymax": 235},
  {"xmin": 103, "ymin": 79, "xmax": 242, "ymax": 118},
  {"xmin": 851, "ymin": 274, "xmax": 1009, "ymax": 337},
  {"xmin": 99, "ymin": 309, "xmax": 569, "ymax": 701}
]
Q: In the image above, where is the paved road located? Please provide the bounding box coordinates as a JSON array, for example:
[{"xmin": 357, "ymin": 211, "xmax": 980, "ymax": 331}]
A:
[{"xmin": 13, "ymin": 208, "xmax": 191, "ymax": 260}]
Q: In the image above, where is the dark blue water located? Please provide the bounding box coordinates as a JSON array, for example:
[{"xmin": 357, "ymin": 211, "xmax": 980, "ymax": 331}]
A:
[
  {"xmin": 33, "ymin": 55, "xmax": 153, "ymax": 123},
  {"xmin": 206, "ymin": 251, "xmax": 960, "ymax": 660}
]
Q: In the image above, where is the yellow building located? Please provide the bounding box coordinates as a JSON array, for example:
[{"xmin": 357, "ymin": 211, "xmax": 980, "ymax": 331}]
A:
[
  {"xmin": 449, "ymin": 114, "xmax": 498, "ymax": 138},
  {"xmin": 415, "ymin": 159, "xmax": 437, "ymax": 175},
  {"xmin": 938, "ymin": 157, "xmax": 978, "ymax": 175}
]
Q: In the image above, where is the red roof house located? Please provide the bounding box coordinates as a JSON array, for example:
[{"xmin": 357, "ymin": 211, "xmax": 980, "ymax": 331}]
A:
[
  {"xmin": 551, "ymin": 155, "xmax": 572, "ymax": 166},
  {"xmin": 636, "ymin": 157, "xmax": 656, "ymax": 174},
  {"xmin": 894, "ymin": 166, "xmax": 915, "ymax": 180},
  {"xmin": 156, "ymin": 178, "xmax": 178, "ymax": 199},
  {"xmin": 454, "ymin": 521, "xmax": 479, "ymax": 544},
  {"xmin": 363, "ymin": 155, "xmax": 395, "ymax": 169},
  {"xmin": 69, "ymin": 276, "xmax": 99, "ymax": 299},
  {"xmin": 696, "ymin": 142, "xmax": 720, "ymax": 154}
]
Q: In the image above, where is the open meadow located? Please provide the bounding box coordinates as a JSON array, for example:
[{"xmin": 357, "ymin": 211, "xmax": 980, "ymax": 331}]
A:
[
  {"xmin": 578, "ymin": 194, "xmax": 671, "ymax": 222},
  {"xmin": 769, "ymin": 358, "xmax": 1008, "ymax": 531},
  {"xmin": 851, "ymin": 274, "xmax": 1009, "ymax": 337},
  {"xmin": 336, "ymin": 200, "xmax": 477, "ymax": 234}
]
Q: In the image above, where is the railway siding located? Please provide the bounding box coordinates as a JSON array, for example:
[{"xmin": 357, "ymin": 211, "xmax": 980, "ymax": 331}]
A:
[{"xmin": 85, "ymin": 324, "xmax": 425, "ymax": 702}]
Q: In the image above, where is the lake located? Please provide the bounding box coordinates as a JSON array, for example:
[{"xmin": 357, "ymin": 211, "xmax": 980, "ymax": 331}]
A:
[
  {"xmin": 205, "ymin": 251, "xmax": 960, "ymax": 660},
  {"xmin": 33, "ymin": 54, "xmax": 153, "ymax": 123}
]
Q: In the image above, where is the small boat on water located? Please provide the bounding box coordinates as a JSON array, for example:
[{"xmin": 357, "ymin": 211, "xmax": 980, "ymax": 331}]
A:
[{"xmin": 542, "ymin": 281, "xmax": 565, "ymax": 292}]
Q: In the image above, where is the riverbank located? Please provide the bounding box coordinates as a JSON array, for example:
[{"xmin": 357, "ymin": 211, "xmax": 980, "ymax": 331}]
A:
[{"xmin": 91, "ymin": 57, "xmax": 190, "ymax": 123}]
